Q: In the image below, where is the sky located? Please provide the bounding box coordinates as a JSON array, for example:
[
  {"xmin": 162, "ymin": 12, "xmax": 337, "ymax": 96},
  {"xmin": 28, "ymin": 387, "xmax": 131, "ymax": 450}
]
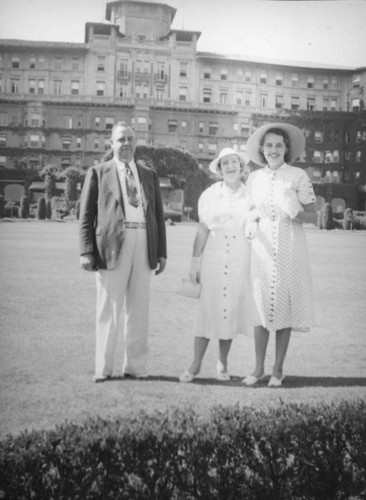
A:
[{"xmin": 0, "ymin": 0, "xmax": 365, "ymax": 68}]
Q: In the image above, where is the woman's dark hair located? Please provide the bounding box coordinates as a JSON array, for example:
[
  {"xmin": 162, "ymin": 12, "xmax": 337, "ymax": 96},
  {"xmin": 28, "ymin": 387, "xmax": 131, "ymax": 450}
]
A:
[{"xmin": 259, "ymin": 127, "xmax": 291, "ymax": 164}]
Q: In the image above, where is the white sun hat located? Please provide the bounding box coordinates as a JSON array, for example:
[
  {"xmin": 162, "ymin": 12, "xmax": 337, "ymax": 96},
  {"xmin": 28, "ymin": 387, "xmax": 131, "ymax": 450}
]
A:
[
  {"xmin": 209, "ymin": 147, "xmax": 247, "ymax": 174},
  {"xmin": 246, "ymin": 123, "xmax": 306, "ymax": 167}
]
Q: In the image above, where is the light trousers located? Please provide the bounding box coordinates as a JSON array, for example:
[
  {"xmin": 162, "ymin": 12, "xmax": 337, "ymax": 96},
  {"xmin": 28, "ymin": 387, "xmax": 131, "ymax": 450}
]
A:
[{"xmin": 94, "ymin": 228, "xmax": 151, "ymax": 377}]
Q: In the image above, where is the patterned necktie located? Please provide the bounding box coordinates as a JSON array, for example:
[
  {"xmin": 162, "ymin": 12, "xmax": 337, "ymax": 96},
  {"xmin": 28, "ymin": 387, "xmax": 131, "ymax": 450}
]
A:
[{"xmin": 124, "ymin": 163, "xmax": 140, "ymax": 208}]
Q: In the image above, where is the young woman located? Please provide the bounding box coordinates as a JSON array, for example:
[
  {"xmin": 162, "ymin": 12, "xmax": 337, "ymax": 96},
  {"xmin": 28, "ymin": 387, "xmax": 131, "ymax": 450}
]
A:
[
  {"xmin": 180, "ymin": 147, "xmax": 252, "ymax": 383},
  {"xmin": 243, "ymin": 123, "xmax": 317, "ymax": 387}
]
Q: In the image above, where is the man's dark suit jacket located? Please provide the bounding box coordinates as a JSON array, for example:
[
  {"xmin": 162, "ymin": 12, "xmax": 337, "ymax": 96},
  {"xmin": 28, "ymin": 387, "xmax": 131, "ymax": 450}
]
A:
[{"xmin": 79, "ymin": 158, "xmax": 167, "ymax": 270}]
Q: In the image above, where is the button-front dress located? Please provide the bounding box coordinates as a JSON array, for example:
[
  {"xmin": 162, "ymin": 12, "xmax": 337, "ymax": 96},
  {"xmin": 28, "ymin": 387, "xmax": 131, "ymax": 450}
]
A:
[
  {"xmin": 194, "ymin": 182, "xmax": 253, "ymax": 339},
  {"xmin": 246, "ymin": 164, "xmax": 316, "ymax": 332}
]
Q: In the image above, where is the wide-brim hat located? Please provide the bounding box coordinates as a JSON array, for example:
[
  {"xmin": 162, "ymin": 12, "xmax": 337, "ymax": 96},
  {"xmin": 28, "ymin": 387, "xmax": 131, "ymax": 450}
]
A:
[
  {"xmin": 246, "ymin": 123, "xmax": 305, "ymax": 167},
  {"xmin": 209, "ymin": 147, "xmax": 247, "ymax": 174}
]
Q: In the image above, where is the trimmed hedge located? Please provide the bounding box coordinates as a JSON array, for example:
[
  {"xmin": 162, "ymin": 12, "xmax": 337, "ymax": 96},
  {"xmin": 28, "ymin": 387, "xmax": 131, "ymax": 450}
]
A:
[{"xmin": 0, "ymin": 401, "xmax": 365, "ymax": 499}]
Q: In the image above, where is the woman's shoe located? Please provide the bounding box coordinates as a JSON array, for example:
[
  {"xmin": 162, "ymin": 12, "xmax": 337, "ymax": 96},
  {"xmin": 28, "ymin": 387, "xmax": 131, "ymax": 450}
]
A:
[
  {"xmin": 216, "ymin": 361, "xmax": 230, "ymax": 381},
  {"xmin": 179, "ymin": 370, "xmax": 196, "ymax": 383},
  {"xmin": 268, "ymin": 376, "xmax": 285, "ymax": 388},
  {"xmin": 241, "ymin": 374, "xmax": 266, "ymax": 386}
]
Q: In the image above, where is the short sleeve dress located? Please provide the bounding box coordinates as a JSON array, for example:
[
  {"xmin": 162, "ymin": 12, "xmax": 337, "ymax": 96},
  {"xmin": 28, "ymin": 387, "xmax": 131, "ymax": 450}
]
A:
[
  {"xmin": 246, "ymin": 164, "xmax": 316, "ymax": 332},
  {"xmin": 194, "ymin": 182, "xmax": 253, "ymax": 339}
]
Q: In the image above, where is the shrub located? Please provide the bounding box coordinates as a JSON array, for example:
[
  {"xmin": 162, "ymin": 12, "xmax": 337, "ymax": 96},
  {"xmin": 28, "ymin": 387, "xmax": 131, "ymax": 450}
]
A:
[
  {"xmin": 19, "ymin": 195, "xmax": 30, "ymax": 219},
  {"xmin": 0, "ymin": 401, "xmax": 365, "ymax": 499},
  {"xmin": 46, "ymin": 198, "xmax": 52, "ymax": 219},
  {"xmin": 320, "ymin": 202, "xmax": 334, "ymax": 230},
  {"xmin": 37, "ymin": 197, "xmax": 46, "ymax": 220},
  {"xmin": 0, "ymin": 195, "xmax": 4, "ymax": 218}
]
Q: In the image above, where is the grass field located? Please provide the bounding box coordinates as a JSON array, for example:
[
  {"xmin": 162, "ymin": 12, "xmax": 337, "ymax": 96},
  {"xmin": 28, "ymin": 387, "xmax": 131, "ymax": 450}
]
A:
[{"xmin": 0, "ymin": 220, "xmax": 366, "ymax": 438}]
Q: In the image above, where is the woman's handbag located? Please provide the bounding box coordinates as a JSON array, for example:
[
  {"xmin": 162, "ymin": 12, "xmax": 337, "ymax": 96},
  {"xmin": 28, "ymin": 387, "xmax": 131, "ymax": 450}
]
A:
[{"xmin": 176, "ymin": 277, "xmax": 202, "ymax": 299}]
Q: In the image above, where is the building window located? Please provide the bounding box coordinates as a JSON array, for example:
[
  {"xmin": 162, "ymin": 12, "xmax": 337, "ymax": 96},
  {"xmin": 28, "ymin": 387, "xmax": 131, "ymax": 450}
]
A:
[
  {"xmin": 104, "ymin": 138, "xmax": 110, "ymax": 151},
  {"xmin": 76, "ymin": 137, "xmax": 82, "ymax": 149},
  {"xmin": 236, "ymin": 90, "xmax": 243, "ymax": 105},
  {"xmin": 168, "ymin": 119, "xmax": 178, "ymax": 132},
  {"xmin": 0, "ymin": 134, "xmax": 7, "ymax": 147},
  {"xmin": 356, "ymin": 151, "xmax": 362, "ymax": 163},
  {"xmin": 54, "ymin": 55, "xmax": 63, "ymax": 69},
  {"xmin": 71, "ymin": 81, "xmax": 79, "ymax": 95},
  {"xmin": 259, "ymin": 71, "xmax": 267, "ymax": 84},
  {"xmin": 209, "ymin": 122, "xmax": 218, "ymax": 135},
  {"xmin": 275, "ymin": 73, "xmax": 283, "ymax": 86},
  {"xmin": 37, "ymin": 80, "xmax": 44, "ymax": 94},
  {"xmin": 179, "ymin": 62, "xmax": 188, "ymax": 78},
  {"xmin": 307, "ymin": 97, "xmax": 315, "ymax": 111},
  {"xmin": 30, "ymin": 134, "xmax": 40, "ymax": 147},
  {"xmin": 97, "ymin": 56, "xmax": 106, "ymax": 72},
  {"xmin": 208, "ymin": 143, "xmax": 217, "ymax": 156},
  {"xmin": 53, "ymin": 80, "xmax": 62, "ymax": 95},
  {"xmin": 64, "ymin": 116, "xmax": 72, "ymax": 128},
  {"xmin": 179, "ymin": 87, "xmax": 187, "ymax": 101},
  {"xmin": 181, "ymin": 120, "xmax": 187, "ymax": 132},
  {"xmin": 237, "ymin": 68, "xmax": 243, "ymax": 78},
  {"xmin": 30, "ymin": 113, "xmax": 40, "ymax": 126},
  {"xmin": 180, "ymin": 141, "xmax": 187, "ymax": 151},
  {"xmin": 220, "ymin": 68, "xmax": 228, "ymax": 80},
  {"xmin": 351, "ymin": 98, "xmax": 360, "ymax": 112},
  {"xmin": 203, "ymin": 88, "xmax": 212, "ymax": 103},
  {"xmin": 94, "ymin": 138, "xmax": 99, "ymax": 149},
  {"xmin": 291, "ymin": 73, "xmax": 299, "ymax": 87},
  {"xmin": 313, "ymin": 150, "xmax": 323, "ymax": 163},
  {"xmin": 352, "ymin": 74, "xmax": 361, "ymax": 88},
  {"xmin": 330, "ymin": 76, "xmax": 338, "ymax": 89},
  {"xmin": 244, "ymin": 70, "xmax": 252, "ymax": 82},
  {"xmin": 322, "ymin": 98, "xmax": 329, "ymax": 111},
  {"xmin": 356, "ymin": 129, "xmax": 366, "ymax": 142},
  {"xmin": 199, "ymin": 122, "xmax": 204, "ymax": 134},
  {"xmin": 156, "ymin": 87, "xmax": 164, "ymax": 100},
  {"xmin": 95, "ymin": 116, "xmax": 100, "ymax": 128},
  {"xmin": 291, "ymin": 95, "xmax": 300, "ymax": 110},
  {"xmin": 96, "ymin": 82, "xmax": 105, "ymax": 96},
  {"xmin": 76, "ymin": 115, "xmax": 83, "ymax": 127},
  {"xmin": 11, "ymin": 79, "xmax": 19, "ymax": 93},
  {"xmin": 203, "ymin": 68, "xmax": 211, "ymax": 79},
  {"xmin": 62, "ymin": 136, "xmax": 72, "ymax": 150},
  {"xmin": 157, "ymin": 62, "xmax": 165, "ymax": 79},
  {"xmin": 38, "ymin": 55, "xmax": 45, "ymax": 68},
  {"xmin": 330, "ymin": 99, "xmax": 337, "ymax": 111},
  {"xmin": 135, "ymin": 84, "xmax": 148, "ymax": 99},
  {"xmin": 220, "ymin": 90, "xmax": 228, "ymax": 104},
  {"xmin": 314, "ymin": 131, "xmax": 323, "ymax": 143},
  {"xmin": 0, "ymin": 113, "xmax": 7, "ymax": 126},
  {"xmin": 72, "ymin": 56, "xmax": 80, "ymax": 70},
  {"xmin": 323, "ymin": 77, "xmax": 329, "ymax": 89},
  {"xmin": 260, "ymin": 94, "xmax": 268, "ymax": 108},
  {"xmin": 245, "ymin": 92, "xmax": 252, "ymax": 106},
  {"xmin": 0, "ymin": 155, "xmax": 6, "ymax": 165},
  {"xmin": 119, "ymin": 59, "xmax": 129, "ymax": 73},
  {"xmin": 105, "ymin": 117, "xmax": 114, "ymax": 130},
  {"xmin": 198, "ymin": 142, "xmax": 203, "ymax": 153},
  {"xmin": 240, "ymin": 124, "xmax": 250, "ymax": 137},
  {"xmin": 29, "ymin": 57, "xmax": 36, "ymax": 69},
  {"xmin": 29, "ymin": 79, "xmax": 36, "ymax": 94},
  {"xmin": 12, "ymin": 56, "xmax": 20, "ymax": 69},
  {"xmin": 307, "ymin": 76, "xmax": 314, "ymax": 89},
  {"xmin": 275, "ymin": 95, "xmax": 284, "ymax": 109},
  {"xmin": 61, "ymin": 157, "xmax": 71, "ymax": 168}
]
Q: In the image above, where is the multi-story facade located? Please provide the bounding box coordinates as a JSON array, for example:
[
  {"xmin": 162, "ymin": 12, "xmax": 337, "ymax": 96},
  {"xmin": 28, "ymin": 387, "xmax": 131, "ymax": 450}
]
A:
[{"xmin": 0, "ymin": 0, "xmax": 365, "ymax": 208}]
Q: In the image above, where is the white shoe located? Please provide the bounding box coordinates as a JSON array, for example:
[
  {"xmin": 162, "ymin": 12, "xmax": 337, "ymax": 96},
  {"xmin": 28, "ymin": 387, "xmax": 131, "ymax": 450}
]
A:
[
  {"xmin": 179, "ymin": 370, "xmax": 196, "ymax": 383},
  {"xmin": 241, "ymin": 374, "xmax": 266, "ymax": 386},
  {"xmin": 216, "ymin": 361, "xmax": 230, "ymax": 381},
  {"xmin": 268, "ymin": 376, "xmax": 285, "ymax": 388}
]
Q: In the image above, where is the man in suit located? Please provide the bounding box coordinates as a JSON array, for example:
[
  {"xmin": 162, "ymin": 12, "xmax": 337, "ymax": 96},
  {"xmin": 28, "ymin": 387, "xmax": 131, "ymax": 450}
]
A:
[{"xmin": 79, "ymin": 121, "xmax": 167, "ymax": 382}]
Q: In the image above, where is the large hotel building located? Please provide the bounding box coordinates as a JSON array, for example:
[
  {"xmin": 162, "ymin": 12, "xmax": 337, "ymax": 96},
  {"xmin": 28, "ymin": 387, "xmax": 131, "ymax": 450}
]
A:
[{"xmin": 0, "ymin": 0, "xmax": 365, "ymax": 210}]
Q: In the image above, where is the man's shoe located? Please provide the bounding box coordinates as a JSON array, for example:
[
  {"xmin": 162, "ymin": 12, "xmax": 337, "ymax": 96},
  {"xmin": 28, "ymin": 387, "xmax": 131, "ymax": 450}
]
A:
[
  {"xmin": 216, "ymin": 361, "xmax": 231, "ymax": 381},
  {"xmin": 179, "ymin": 370, "xmax": 196, "ymax": 383}
]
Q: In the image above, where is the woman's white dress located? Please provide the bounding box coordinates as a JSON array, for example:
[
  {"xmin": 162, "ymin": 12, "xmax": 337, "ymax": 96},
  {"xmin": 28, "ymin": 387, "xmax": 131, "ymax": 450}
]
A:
[
  {"xmin": 246, "ymin": 164, "xmax": 316, "ymax": 332},
  {"xmin": 194, "ymin": 182, "xmax": 253, "ymax": 339}
]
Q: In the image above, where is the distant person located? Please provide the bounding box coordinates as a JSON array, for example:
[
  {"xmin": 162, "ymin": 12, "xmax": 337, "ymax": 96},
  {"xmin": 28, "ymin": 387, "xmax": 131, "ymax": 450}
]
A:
[
  {"xmin": 242, "ymin": 123, "xmax": 317, "ymax": 388},
  {"xmin": 79, "ymin": 122, "xmax": 167, "ymax": 382},
  {"xmin": 180, "ymin": 148, "xmax": 253, "ymax": 383}
]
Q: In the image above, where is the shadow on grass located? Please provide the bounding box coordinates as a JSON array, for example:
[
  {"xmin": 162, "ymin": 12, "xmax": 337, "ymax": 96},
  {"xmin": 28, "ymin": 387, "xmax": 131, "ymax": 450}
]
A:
[{"xmin": 101, "ymin": 375, "xmax": 366, "ymax": 388}]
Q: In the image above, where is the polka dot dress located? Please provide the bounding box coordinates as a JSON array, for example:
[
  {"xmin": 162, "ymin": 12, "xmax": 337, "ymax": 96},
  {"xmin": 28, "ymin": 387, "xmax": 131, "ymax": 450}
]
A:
[{"xmin": 246, "ymin": 164, "xmax": 316, "ymax": 333}]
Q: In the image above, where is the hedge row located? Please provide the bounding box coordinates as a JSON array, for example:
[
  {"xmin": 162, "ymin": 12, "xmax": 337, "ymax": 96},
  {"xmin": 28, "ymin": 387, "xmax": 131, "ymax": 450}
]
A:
[{"xmin": 1, "ymin": 400, "xmax": 365, "ymax": 499}]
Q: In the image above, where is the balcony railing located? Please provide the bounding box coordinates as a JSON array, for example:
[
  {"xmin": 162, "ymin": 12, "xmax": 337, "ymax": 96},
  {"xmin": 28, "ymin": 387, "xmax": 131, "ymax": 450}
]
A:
[
  {"xmin": 117, "ymin": 70, "xmax": 131, "ymax": 81},
  {"xmin": 154, "ymin": 73, "xmax": 168, "ymax": 84}
]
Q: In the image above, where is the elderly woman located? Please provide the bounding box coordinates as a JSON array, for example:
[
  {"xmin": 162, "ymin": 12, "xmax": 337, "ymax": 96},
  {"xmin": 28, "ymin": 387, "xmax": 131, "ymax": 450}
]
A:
[
  {"xmin": 242, "ymin": 123, "xmax": 317, "ymax": 388},
  {"xmin": 180, "ymin": 147, "xmax": 253, "ymax": 383}
]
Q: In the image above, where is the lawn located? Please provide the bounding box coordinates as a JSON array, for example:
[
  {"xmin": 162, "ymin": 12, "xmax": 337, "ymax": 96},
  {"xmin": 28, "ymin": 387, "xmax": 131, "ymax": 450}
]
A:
[{"xmin": 0, "ymin": 220, "xmax": 365, "ymax": 438}]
